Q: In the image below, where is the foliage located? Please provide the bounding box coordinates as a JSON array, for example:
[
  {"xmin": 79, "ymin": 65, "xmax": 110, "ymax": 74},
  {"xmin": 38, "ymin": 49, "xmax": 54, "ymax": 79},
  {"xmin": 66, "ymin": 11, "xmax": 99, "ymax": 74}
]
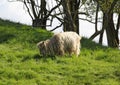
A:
[
  {"xmin": 114, "ymin": 1, "xmax": 120, "ymax": 13},
  {"xmin": 0, "ymin": 19, "xmax": 120, "ymax": 85},
  {"xmin": 96, "ymin": 0, "xmax": 119, "ymax": 13}
]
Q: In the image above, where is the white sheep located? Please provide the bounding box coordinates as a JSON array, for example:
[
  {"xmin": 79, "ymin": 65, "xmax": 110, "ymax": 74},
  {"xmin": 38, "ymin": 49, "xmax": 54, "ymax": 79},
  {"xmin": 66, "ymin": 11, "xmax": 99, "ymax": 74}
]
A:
[{"xmin": 37, "ymin": 31, "xmax": 81, "ymax": 56}]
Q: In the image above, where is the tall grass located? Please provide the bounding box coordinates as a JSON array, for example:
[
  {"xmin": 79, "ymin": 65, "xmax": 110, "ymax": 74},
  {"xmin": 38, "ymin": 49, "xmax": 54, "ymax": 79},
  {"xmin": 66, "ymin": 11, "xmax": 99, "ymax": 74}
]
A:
[{"xmin": 0, "ymin": 19, "xmax": 120, "ymax": 85}]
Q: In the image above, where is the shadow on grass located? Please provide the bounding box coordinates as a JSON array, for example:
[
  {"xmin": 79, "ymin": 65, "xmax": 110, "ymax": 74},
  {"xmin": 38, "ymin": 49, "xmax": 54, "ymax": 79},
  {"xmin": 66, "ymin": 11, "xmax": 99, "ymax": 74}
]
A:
[
  {"xmin": 13, "ymin": 27, "xmax": 53, "ymax": 44},
  {"xmin": 81, "ymin": 37, "xmax": 107, "ymax": 50},
  {"xmin": 0, "ymin": 18, "xmax": 23, "ymax": 28},
  {"xmin": 21, "ymin": 54, "xmax": 56, "ymax": 62},
  {"xmin": 34, "ymin": 54, "xmax": 56, "ymax": 60},
  {"xmin": 0, "ymin": 31, "xmax": 15, "ymax": 43}
]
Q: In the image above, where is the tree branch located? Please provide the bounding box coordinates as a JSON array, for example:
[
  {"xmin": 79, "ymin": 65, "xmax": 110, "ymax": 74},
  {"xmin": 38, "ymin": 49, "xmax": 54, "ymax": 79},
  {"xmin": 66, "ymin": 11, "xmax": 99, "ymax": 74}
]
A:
[
  {"xmin": 95, "ymin": 2, "xmax": 99, "ymax": 32},
  {"xmin": 45, "ymin": 0, "xmax": 62, "ymax": 19},
  {"xmin": 49, "ymin": 23, "xmax": 63, "ymax": 31},
  {"xmin": 108, "ymin": 0, "xmax": 119, "ymax": 14},
  {"xmin": 23, "ymin": 0, "xmax": 33, "ymax": 20},
  {"xmin": 89, "ymin": 30, "xmax": 103, "ymax": 40},
  {"xmin": 79, "ymin": 18, "xmax": 95, "ymax": 24}
]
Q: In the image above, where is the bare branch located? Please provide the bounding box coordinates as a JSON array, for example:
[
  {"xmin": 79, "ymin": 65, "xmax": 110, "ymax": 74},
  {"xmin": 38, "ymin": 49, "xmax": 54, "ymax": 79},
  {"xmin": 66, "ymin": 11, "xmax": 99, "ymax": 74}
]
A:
[
  {"xmin": 79, "ymin": 18, "xmax": 95, "ymax": 24},
  {"xmin": 78, "ymin": 12, "xmax": 89, "ymax": 15},
  {"xmin": 23, "ymin": 0, "xmax": 33, "ymax": 20},
  {"xmin": 95, "ymin": 2, "xmax": 99, "ymax": 32},
  {"xmin": 49, "ymin": 23, "xmax": 63, "ymax": 31},
  {"xmin": 89, "ymin": 30, "xmax": 103, "ymax": 40},
  {"xmin": 45, "ymin": 0, "xmax": 62, "ymax": 19}
]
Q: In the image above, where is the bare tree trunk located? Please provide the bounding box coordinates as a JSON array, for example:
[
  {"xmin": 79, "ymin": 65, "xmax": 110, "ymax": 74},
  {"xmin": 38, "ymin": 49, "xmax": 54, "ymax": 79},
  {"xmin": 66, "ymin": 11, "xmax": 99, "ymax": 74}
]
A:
[
  {"xmin": 99, "ymin": 31, "xmax": 104, "ymax": 44},
  {"xmin": 62, "ymin": 0, "xmax": 79, "ymax": 34},
  {"xmin": 32, "ymin": 18, "xmax": 47, "ymax": 28},
  {"xmin": 105, "ymin": 13, "xmax": 119, "ymax": 47},
  {"xmin": 94, "ymin": 0, "xmax": 119, "ymax": 47},
  {"xmin": 32, "ymin": 0, "xmax": 47, "ymax": 28},
  {"xmin": 99, "ymin": 13, "xmax": 105, "ymax": 44},
  {"xmin": 115, "ymin": 13, "xmax": 120, "ymax": 46},
  {"xmin": 95, "ymin": 2, "xmax": 99, "ymax": 32},
  {"xmin": 90, "ymin": 2, "xmax": 101, "ymax": 40},
  {"xmin": 73, "ymin": 0, "xmax": 80, "ymax": 34}
]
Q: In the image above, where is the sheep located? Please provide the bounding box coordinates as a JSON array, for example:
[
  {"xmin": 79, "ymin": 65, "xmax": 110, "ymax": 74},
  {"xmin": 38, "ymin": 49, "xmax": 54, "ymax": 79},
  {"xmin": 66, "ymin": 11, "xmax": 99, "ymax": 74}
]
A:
[{"xmin": 37, "ymin": 31, "xmax": 81, "ymax": 56}]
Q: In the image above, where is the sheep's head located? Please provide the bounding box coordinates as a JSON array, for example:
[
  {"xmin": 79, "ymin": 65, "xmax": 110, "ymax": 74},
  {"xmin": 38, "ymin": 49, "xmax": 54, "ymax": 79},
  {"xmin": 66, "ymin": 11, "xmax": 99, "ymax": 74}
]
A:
[
  {"xmin": 37, "ymin": 41, "xmax": 46, "ymax": 55},
  {"xmin": 37, "ymin": 40, "xmax": 50, "ymax": 55}
]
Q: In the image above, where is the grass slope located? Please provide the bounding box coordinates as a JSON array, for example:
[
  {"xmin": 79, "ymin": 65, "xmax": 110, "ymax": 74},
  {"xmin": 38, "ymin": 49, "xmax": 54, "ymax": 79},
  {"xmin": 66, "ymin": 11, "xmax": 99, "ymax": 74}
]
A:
[{"xmin": 0, "ymin": 19, "xmax": 120, "ymax": 85}]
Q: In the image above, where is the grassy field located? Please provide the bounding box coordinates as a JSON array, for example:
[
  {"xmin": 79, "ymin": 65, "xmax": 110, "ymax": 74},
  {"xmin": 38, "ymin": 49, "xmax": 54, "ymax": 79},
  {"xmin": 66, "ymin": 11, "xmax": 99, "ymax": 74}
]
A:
[{"xmin": 0, "ymin": 19, "xmax": 120, "ymax": 85}]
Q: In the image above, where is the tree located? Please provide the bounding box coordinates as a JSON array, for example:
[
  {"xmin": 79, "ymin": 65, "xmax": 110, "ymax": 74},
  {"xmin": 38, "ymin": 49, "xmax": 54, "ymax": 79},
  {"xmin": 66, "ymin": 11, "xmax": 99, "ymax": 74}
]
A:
[
  {"xmin": 62, "ymin": 0, "xmax": 80, "ymax": 34},
  {"xmin": 9, "ymin": 0, "xmax": 62, "ymax": 29},
  {"xmin": 98, "ymin": 0, "xmax": 119, "ymax": 47},
  {"xmin": 49, "ymin": 0, "xmax": 81, "ymax": 34},
  {"xmin": 9, "ymin": 0, "xmax": 91, "ymax": 34},
  {"xmin": 48, "ymin": 0, "xmax": 82, "ymax": 34},
  {"xmin": 9, "ymin": 0, "xmax": 119, "ymax": 47},
  {"xmin": 89, "ymin": 0, "xmax": 119, "ymax": 47}
]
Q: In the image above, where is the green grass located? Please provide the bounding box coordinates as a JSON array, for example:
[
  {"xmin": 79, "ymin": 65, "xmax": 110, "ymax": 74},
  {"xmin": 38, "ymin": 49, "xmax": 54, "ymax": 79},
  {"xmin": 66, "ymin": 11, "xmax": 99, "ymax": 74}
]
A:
[{"xmin": 0, "ymin": 18, "xmax": 120, "ymax": 85}]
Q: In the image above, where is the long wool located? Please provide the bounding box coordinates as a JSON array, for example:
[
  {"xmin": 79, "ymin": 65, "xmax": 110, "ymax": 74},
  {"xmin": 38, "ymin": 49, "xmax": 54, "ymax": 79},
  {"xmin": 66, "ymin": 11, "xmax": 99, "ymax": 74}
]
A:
[{"xmin": 37, "ymin": 31, "xmax": 81, "ymax": 56}]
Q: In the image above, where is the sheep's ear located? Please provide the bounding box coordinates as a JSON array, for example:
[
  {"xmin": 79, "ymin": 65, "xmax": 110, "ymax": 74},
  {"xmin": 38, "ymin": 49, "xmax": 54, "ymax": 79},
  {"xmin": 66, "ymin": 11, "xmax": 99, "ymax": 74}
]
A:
[
  {"xmin": 37, "ymin": 42, "xmax": 40, "ymax": 47},
  {"xmin": 43, "ymin": 41, "xmax": 46, "ymax": 46},
  {"xmin": 37, "ymin": 41, "xmax": 43, "ymax": 47}
]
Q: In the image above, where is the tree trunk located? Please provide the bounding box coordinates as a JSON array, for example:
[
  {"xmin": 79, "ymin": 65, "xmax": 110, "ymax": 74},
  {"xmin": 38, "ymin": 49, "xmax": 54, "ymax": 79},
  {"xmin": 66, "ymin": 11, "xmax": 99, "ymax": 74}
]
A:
[
  {"xmin": 99, "ymin": 12, "xmax": 105, "ymax": 44},
  {"xmin": 90, "ymin": 2, "xmax": 101, "ymax": 40},
  {"xmin": 32, "ymin": 19, "xmax": 46, "ymax": 28},
  {"xmin": 99, "ymin": 31, "xmax": 104, "ymax": 45},
  {"xmin": 105, "ymin": 13, "xmax": 119, "ymax": 47},
  {"xmin": 62, "ymin": 0, "xmax": 79, "ymax": 34},
  {"xmin": 115, "ymin": 13, "xmax": 120, "ymax": 46},
  {"xmin": 73, "ymin": 0, "xmax": 79, "ymax": 34},
  {"xmin": 31, "ymin": 0, "xmax": 47, "ymax": 29}
]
